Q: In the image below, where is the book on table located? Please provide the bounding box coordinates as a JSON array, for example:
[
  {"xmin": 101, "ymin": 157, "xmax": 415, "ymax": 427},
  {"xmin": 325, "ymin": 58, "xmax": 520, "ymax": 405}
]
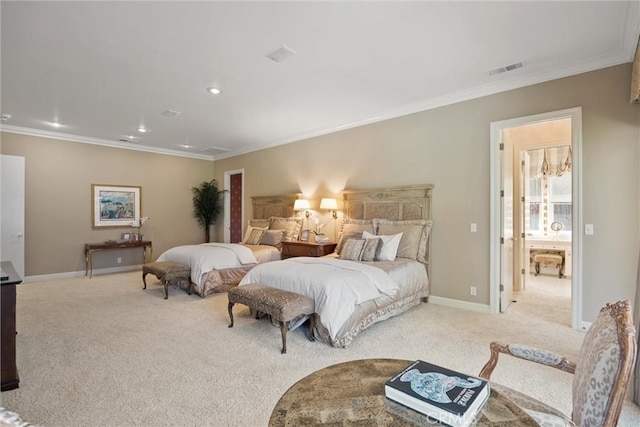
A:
[{"xmin": 384, "ymin": 359, "xmax": 490, "ymax": 427}]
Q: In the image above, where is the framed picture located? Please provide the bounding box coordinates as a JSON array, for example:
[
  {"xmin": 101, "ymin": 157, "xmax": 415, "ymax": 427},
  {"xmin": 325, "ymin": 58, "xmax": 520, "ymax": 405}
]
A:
[
  {"xmin": 300, "ymin": 229, "xmax": 310, "ymax": 242},
  {"xmin": 92, "ymin": 184, "xmax": 141, "ymax": 228}
]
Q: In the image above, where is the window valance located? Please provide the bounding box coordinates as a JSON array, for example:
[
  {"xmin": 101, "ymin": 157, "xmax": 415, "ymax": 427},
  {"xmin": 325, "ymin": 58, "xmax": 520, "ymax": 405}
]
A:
[{"xmin": 529, "ymin": 145, "xmax": 572, "ymax": 180}]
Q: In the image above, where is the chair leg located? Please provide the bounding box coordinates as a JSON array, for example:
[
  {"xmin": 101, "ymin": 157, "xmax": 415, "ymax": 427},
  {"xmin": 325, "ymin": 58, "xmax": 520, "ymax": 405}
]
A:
[
  {"xmin": 142, "ymin": 272, "xmax": 148, "ymax": 289},
  {"xmin": 163, "ymin": 280, "xmax": 169, "ymax": 299},
  {"xmin": 534, "ymin": 262, "xmax": 540, "ymax": 276}
]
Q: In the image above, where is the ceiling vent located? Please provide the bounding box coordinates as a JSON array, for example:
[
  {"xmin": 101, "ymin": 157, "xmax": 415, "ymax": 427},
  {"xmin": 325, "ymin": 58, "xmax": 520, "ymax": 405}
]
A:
[
  {"xmin": 202, "ymin": 146, "xmax": 232, "ymax": 155},
  {"xmin": 489, "ymin": 62, "xmax": 523, "ymax": 76},
  {"xmin": 1, "ymin": 113, "xmax": 11, "ymax": 122},
  {"xmin": 162, "ymin": 109, "xmax": 181, "ymax": 118},
  {"xmin": 265, "ymin": 45, "xmax": 297, "ymax": 63}
]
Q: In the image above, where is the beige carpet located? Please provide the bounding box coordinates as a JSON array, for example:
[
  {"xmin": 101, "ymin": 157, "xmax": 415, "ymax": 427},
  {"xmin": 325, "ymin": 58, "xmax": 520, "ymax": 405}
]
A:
[{"xmin": 2, "ymin": 271, "xmax": 639, "ymax": 426}]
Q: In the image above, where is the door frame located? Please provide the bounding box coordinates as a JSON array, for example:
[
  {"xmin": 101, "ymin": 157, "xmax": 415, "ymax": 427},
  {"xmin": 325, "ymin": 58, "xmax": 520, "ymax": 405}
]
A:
[
  {"xmin": 490, "ymin": 107, "xmax": 583, "ymax": 329},
  {"xmin": 223, "ymin": 169, "xmax": 244, "ymax": 243}
]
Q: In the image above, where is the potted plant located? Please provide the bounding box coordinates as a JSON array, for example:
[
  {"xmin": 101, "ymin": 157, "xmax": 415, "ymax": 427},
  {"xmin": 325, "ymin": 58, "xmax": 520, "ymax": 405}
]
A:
[{"xmin": 192, "ymin": 179, "xmax": 225, "ymax": 243}]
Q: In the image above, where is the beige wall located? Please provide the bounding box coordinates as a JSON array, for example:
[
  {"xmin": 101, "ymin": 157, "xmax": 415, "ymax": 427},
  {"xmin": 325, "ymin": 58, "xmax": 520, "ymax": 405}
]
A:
[
  {"xmin": 0, "ymin": 133, "xmax": 214, "ymax": 276},
  {"xmin": 213, "ymin": 64, "xmax": 640, "ymax": 322}
]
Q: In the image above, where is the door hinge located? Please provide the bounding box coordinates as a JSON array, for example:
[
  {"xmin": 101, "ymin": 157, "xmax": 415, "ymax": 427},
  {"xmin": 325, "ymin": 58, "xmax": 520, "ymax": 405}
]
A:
[
  {"xmin": 521, "ymin": 268, "xmax": 525, "ymax": 275},
  {"xmin": 500, "ymin": 284, "xmax": 504, "ymax": 291},
  {"xmin": 500, "ymin": 237, "xmax": 504, "ymax": 244},
  {"xmin": 500, "ymin": 190, "xmax": 504, "ymax": 197},
  {"xmin": 521, "ymin": 232, "xmax": 525, "ymax": 238},
  {"xmin": 499, "ymin": 143, "xmax": 504, "ymax": 150},
  {"xmin": 521, "ymin": 196, "xmax": 525, "ymax": 202}
]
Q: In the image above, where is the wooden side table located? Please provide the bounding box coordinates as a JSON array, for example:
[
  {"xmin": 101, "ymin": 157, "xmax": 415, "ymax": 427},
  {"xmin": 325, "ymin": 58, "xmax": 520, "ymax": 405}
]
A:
[
  {"xmin": 269, "ymin": 359, "xmax": 538, "ymax": 426},
  {"xmin": 281, "ymin": 241, "xmax": 337, "ymax": 259},
  {"xmin": 1, "ymin": 261, "xmax": 22, "ymax": 391},
  {"xmin": 85, "ymin": 240, "xmax": 152, "ymax": 278}
]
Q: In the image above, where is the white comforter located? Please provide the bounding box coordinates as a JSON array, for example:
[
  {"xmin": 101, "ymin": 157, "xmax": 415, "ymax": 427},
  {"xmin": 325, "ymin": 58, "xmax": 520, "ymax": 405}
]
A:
[
  {"xmin": 157, "ymin": 243, "xmax": 257, "ymax": 286},
  {"xmin": 238, "ymin": 257, "xmax": 399, "ymax": 340}
]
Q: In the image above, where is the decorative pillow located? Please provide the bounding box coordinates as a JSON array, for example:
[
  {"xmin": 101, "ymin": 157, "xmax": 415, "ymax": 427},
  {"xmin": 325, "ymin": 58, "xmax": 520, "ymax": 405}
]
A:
[
  {"xmin": 360, "ymin": 238, "xmax": 382, "ymax": 262},
  {"xmin": 340, "ymin": 219, "xmax": 374, "ymax": 235},
  {"xmin": 248, "ymin": 218, "xmax": 270, "ymax": 229},
  {"xmin": 339, "ymin": 238, "xmax": 366, "ymax": 261},
  {"xmin": 336, "ymin": 231, "xmax": 363, "ymax": 255},
  {"xmin": 245, "ymin": 228, "xmax": 266, "ymax": 245},
  {"xmin": 373, "ymin": 219, "xmax": 432, "ymax": 263},
  {"xmin": 242, "ymin": 225, "xmax": 267, "ymax": 244},
  {"xmin": 260, "ymin": 229, "xmax": 285, "ymax": 247},
  {"xmin": 363, "ymin": 230, "xmax": 403, "ymax": 261},
  {"xmin": 269, "ymin": 217, "xmax": 303, "ymax": 241}
]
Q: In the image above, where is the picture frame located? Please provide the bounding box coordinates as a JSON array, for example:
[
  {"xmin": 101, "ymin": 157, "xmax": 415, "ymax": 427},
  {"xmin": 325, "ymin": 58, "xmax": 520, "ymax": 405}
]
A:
[
  {"xmin": 92, "ymin": 184, "xmax": 141, "ymax": 228},
  {"xmin": 300, "ymin": 229, "xmax": 310, "ymax": 242}
]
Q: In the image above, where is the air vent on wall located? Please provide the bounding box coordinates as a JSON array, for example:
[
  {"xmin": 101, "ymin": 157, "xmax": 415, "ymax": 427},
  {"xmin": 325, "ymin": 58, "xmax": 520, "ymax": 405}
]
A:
[
  {"xmin": 489, "ymin": 62, "xmax": 523, "ymax": 76},
  {"xmin": 265, "ymin": 45, "xmax": 297, "ymax": 63}
]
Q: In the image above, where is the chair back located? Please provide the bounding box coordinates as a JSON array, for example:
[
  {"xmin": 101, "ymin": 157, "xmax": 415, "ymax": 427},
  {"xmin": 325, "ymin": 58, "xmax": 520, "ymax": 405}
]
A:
[{"xmin": 572, "ymin": 299, "xmax": 637, "ymax": 426}]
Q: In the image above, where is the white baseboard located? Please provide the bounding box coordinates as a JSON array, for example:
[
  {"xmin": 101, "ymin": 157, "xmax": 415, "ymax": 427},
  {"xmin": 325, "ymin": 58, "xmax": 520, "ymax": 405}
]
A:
[
  {"xmin": 24, "ymin": 265, "xmax": 142, "ymax": 283},
  {"xmin": 428, "ymin": 295, "xmax": 491, "ymax": 313}
]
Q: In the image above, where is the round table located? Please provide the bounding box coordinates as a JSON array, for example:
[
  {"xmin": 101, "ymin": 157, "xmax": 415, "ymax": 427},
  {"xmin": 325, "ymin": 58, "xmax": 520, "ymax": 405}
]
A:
[{"xmin": 269, "ymin": 358, "xmax": 538, "ymax": 426}]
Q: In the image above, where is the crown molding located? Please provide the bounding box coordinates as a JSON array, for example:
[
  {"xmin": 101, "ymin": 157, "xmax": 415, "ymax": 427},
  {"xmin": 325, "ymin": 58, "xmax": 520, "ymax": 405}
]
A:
[{"xmin": 0, "ymin": 125, "xmax": 215, "ymax": 161}]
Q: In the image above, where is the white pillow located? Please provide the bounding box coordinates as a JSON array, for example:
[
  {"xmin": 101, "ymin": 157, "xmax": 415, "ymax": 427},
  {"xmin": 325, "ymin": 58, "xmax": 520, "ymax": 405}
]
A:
[
  {"xmin": 362, "ymin": 231, "xmax": 403, "ymax": 261},
  {"xmin": 242, "ymin": 225, "xmax": 267, "ymax": 244}
]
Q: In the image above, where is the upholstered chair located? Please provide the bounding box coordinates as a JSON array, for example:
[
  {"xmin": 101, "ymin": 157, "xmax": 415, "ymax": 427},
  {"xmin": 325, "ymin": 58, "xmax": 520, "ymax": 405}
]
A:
[{"xmin": 479, "ymin": 299, "xmax": 637, "ymax": 427}]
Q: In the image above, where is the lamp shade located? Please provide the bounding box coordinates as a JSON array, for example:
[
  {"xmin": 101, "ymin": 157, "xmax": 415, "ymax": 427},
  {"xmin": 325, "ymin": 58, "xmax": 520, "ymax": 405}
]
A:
[
  {"xmin": 293, "ymin": 199, "xmax": 310, "ymax": 211},
  {"xmin": 320, "ymin": 198, "xmax": 338, "ymax": 210}
]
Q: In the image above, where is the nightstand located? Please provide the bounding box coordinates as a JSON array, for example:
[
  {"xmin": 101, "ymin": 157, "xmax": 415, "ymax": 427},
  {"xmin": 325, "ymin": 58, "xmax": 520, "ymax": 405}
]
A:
[{"xmin": 281, "ymin": 241, "xmax": 337, "ymax": 259}]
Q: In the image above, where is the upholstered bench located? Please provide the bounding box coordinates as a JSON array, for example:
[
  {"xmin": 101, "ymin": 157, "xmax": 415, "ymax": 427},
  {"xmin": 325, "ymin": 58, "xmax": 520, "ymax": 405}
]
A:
[
  {"xmin": 532, "ymin": 252, "xmax": 564, "ymax": 278},
  {"xmin": 227, "ymin": 284, "xmax": 315, "ymax": 354},
  {"xmin": 142, "ymin": 262, "xmax": 191, "ymax": 299}
]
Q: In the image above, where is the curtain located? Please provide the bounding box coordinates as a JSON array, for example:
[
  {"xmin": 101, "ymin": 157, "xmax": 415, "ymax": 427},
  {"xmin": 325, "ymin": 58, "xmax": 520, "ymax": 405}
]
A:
[
  {"xmin": 529, "ymin": 145, "xmax": 572, "ymax": 180},
  {"xmin": 634, "ymin": 251, "xmax": 640, "ymax": 404},
  {"xmin": 632, "ymin": 36, "xmax": 640, "ymax": 104}
]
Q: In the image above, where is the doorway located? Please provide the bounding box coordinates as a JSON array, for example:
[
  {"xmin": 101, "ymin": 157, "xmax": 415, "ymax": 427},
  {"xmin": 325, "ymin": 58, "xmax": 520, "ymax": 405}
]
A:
[
  {"xmin": 1, "ymin": 154, "xmax": 25, "ymax": 278},
  {"xmin": 490, "ymin": 107, "xmax": 582, "ymax": 330},
  {"xmin": 224, "ymin": 169, "xmax": 244, "ymax": 243}
]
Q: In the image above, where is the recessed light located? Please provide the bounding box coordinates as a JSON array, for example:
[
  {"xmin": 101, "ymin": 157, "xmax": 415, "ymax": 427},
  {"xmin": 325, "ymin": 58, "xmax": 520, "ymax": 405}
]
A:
[
  {"xmin": 179, "ymin": 144, "xmax": 192, "ymax": 149},
  {"xmin": 137, "ymin": 126, "xmax": 147, "ymax": 133},
  {"xmin": 49, "ymin": 121, "xmax": 62, "ymax": 128},
  {"xmin": 207, "ymin": 87, "xmax": 222, "ymax": 95}
]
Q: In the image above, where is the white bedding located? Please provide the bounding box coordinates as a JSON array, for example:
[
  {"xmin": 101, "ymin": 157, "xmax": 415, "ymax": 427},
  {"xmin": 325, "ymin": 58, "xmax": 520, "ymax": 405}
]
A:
[
  {"xmin": 157, "ymin": 243, "xmax": 258, "ymax": 287},
  {"xmin": 238, "ymin": 257, "xmax": 402, "ymax": 340}
]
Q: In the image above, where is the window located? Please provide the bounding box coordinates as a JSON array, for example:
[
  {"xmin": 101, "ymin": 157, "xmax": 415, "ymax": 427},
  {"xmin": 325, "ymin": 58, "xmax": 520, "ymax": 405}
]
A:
[{"xmin": 527, "ymin": 170, "xmax": 572, "ymax": 234}]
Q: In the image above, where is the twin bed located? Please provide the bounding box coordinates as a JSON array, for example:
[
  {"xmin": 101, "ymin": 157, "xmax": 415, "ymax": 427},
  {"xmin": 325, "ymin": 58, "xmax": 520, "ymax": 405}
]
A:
[{"xmin": 157, "ymin": 185, "xmax": 433, "ymax": 348}]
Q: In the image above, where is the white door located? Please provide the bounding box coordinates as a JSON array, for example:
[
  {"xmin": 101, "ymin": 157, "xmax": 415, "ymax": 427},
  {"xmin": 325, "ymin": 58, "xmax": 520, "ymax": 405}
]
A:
[
  {"xmin": 500, "ymin": 135, "xmax": 514, "ymax": 312},
  {"xmin": 521, "ymin": 150, "xmax": 532, "ymax": 291},
  {"xmin": 1, "ymin": 154, "xmax": 25, "ymax": 278}
]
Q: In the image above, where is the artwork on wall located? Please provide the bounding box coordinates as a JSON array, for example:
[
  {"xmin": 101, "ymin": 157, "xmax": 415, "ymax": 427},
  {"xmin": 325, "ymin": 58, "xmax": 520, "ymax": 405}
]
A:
[{"xmin": 92, "ymin": 184, "xmax": 141, "ymax": 228}]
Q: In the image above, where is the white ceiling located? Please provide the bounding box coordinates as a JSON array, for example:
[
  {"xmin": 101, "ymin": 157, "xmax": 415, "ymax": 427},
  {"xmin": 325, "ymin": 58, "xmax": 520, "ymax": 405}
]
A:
[{"xmin": 1, "ymin": 1, "xmax": 638, "ymax": 160}]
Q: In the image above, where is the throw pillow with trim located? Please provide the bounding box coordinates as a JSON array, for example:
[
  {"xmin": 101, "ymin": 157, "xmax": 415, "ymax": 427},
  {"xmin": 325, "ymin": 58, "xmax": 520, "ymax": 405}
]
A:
[
  {"xmin": 260, "ymin": 229, "xmax": 285, "ymax": 247},
  {"xmin": 339, "ymin": 238, "xmax": 366, "ymax": 261},
  {"xmin": 245, "ymin": 228, "xmax": 266, "ymax": 245},
  {"xmin": 360, "ymin": 238, "xmax": 382, "ymax": 262}
]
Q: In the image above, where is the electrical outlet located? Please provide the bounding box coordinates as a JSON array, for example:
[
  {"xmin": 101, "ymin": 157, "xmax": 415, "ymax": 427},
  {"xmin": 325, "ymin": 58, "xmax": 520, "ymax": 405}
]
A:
[
  {"xmin": 470, "ymin": 286, "xmax": 477, "ymax": 296},
  {"xmin": 470, "ymin": 223, "xmax": 477, "ymax": 233},
  {"xmin": 117, "ymin": 257, "xmax": 122, "ymax": 264}
]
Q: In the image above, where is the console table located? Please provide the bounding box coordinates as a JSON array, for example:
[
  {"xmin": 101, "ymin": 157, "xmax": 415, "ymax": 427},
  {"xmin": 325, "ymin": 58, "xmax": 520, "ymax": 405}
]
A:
[
  {"xmin": 1, "ymin": 261, "xmax": 22, "ymax": 391},
  {"xmin": 270, "ymin": 359, "xmax": 537, "ymax": 426},
  {"xmin": 85, "ymin": 241, "xmax": 152, "ymax": 278}
]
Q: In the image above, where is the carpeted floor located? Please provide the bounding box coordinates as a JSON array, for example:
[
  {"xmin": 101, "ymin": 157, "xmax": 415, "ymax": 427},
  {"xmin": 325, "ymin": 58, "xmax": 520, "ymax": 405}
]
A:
[{"xmin": 2, "ymin": 271, "xmax": 639, "ymax": 426}]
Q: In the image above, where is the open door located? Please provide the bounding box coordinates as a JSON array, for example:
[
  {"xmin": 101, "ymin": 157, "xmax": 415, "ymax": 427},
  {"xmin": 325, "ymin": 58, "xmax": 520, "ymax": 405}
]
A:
[
  {"xmin": 500, "ymin": 135, "xmax": 514, "ymax": 312},
  {"xmin": 1, "ymin": 155, "xmax": 25, "ymax": 278}
]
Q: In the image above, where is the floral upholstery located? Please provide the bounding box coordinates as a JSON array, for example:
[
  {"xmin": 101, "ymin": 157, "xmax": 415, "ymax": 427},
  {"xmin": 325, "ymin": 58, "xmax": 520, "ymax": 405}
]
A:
[{"xmin": 479, "ymin": 300, "xmax": 637, "ymax": 427}]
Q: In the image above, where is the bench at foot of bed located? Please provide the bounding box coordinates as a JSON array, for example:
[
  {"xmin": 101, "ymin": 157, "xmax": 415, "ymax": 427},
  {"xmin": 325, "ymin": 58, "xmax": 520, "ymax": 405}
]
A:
[
  {"xmin": 142, "ymin": 262, "xmax": 191, "ymax": 299},
  {"xmin": 227, "ymin": 284, "xmax": 315, "ymax": 354}
]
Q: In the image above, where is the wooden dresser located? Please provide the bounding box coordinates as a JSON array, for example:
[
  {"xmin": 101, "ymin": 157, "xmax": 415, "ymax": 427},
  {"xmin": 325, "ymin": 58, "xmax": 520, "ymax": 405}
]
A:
[
  {"xmin": 1, "ymin": 261, "xmax": 22, "ymax": 391},
  {"xmin": 281, "ymin": 241, "xmax": 337, "ymax": 259}
]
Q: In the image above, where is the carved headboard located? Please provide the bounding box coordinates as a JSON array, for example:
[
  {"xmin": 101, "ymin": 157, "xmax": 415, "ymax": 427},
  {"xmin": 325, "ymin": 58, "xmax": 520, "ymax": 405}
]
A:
[
  {"xmin": 342, "ymin": 184, "xmax": 433, "ymax": 221},
  {"xmin": 251, "ymin": 194, "xmax": 298, "ymax": 219}
]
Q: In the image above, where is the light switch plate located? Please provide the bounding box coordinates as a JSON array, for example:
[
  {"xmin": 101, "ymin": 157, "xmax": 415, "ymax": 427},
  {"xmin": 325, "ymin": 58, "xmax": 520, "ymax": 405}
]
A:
[
  {"xmin": 470, "ymin": 223, "xmax": 477, "ymax": 233},
  {"xmin": 585, "ymin": 224, "xmax": 594, "ymax": 235}
]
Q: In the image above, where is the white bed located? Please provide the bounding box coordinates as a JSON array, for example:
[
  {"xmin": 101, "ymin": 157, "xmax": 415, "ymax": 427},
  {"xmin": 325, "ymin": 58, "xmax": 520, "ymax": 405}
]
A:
[
  {"xmin": 239, "ymin": 184, "xmax": 433, "ymax": 347},
  {"xmin": 155, "ymin": 194, "xmax": 302, "ymax": 297}
]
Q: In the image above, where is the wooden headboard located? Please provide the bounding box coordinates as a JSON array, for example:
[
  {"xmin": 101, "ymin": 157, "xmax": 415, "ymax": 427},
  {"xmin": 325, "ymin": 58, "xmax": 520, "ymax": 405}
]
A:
[
  {"xmin": 342, "ymin": 184, "xmax": 433, "ymax": 221},
  {"xmin": 251, "ymin": 194, "xmax": 298, "ymax": 219}
]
